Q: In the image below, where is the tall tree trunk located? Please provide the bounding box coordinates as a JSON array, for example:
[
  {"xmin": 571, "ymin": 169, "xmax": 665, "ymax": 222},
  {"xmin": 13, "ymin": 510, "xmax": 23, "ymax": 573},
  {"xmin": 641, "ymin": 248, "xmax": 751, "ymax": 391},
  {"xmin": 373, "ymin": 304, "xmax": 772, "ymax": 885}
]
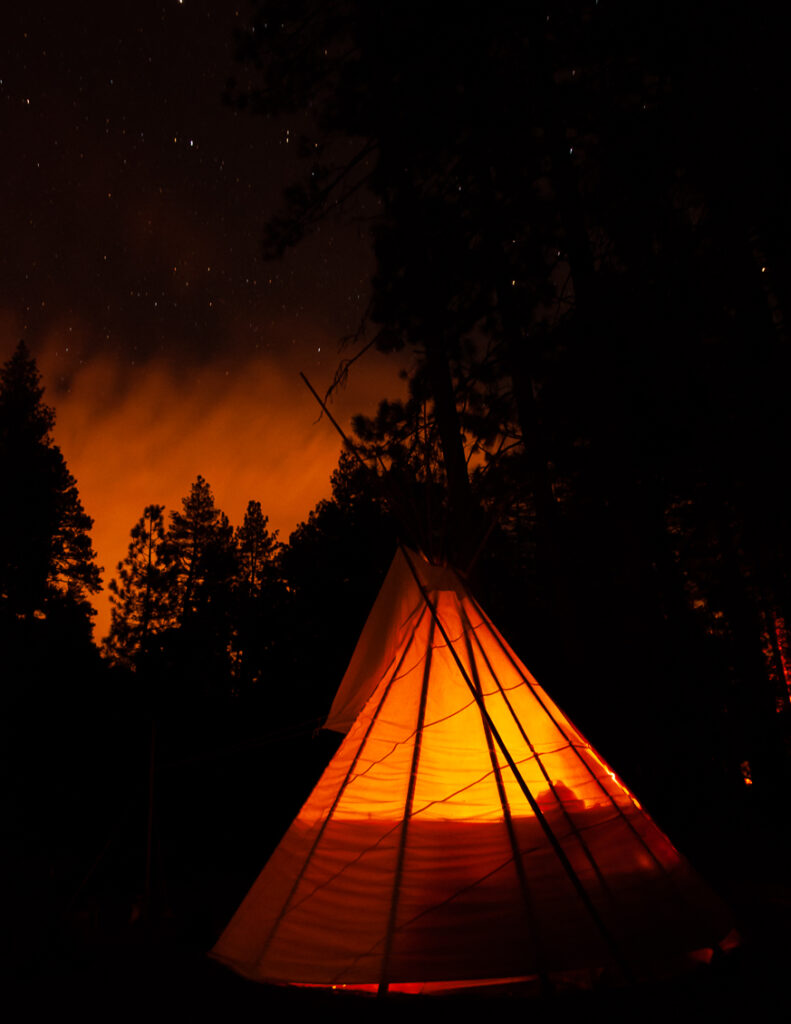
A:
[{"xmin": 423, "ymin": 333, "xmax": 478, "ymax": 565}]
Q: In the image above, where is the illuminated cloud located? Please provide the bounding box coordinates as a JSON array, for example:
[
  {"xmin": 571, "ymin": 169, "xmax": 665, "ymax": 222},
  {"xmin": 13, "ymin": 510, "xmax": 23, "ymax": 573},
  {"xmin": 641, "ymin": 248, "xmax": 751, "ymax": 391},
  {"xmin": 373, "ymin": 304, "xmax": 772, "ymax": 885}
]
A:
[{"xmin": 5, "ymin": 329, "xmax": 406, "ymax": 642}]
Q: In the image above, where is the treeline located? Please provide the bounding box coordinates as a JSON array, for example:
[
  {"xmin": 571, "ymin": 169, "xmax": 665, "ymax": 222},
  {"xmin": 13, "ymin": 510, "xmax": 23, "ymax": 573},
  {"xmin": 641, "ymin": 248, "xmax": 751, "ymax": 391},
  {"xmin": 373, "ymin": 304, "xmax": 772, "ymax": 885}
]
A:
[
  {"xmin": 0, "ymin": 342, "xmax": 101, "ymax": 665},
  {"xmin": 1, "ymin": 341, "xmax": 400, "ymax": 967},
  {"xmin": 4, "ymin": 3, "xmax": 791, "ymax": 960},
  {"xmin": 0, "ymin": 340, "xmax": 395, "ymax": 726},
  {"xmin": 226, "ymin": 1, "xmax": 791, "ymax": 831},
  {"xmin": 103, "ymin": 457, "xmax": 396, "ymax": 719}
]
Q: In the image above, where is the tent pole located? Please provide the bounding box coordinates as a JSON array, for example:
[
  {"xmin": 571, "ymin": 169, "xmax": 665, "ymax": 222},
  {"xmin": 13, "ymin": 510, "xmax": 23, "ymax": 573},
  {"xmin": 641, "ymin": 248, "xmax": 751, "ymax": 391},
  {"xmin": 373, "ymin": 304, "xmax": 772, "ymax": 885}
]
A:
[
  {"xmin": 300, "ymin": 372, "xmax": 384, "ymax": 476},
  {"xmin": 378, "ymin": 616, "xmax": 436, "ymax": 996},
  {"xmin": 461, "ymin": 588, "xmax": 706, "ymax": 960},
  {"xmin": 398, "ymin": 545, "xmax": 634, "ymax": 982},
  {"xmin": 256, "ymin": 618, "xmax": 427, "ymax": 970},
  {"xmin": 461, "ymin": 606, "xmax": 613, "ymax": 900},
  {"xmin": 299, "ymin": 372, "xmax": 427, "ymax": 553},
  {"xmin": 461, "ymin": 581, "xmax": 672, "ymax": 877},
  {"xmin": 460, "ymin": 625, "xmax": 545, "ymax": 975}
]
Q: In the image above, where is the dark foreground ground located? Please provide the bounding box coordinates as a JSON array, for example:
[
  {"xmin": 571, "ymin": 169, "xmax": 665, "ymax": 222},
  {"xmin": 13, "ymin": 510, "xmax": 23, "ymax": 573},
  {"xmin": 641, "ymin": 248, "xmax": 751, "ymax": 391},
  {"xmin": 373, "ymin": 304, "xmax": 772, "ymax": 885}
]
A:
[
  {"xmin": 9, "ymin": 869, "xmax": 790, "ymax": 1024},
  {"xmin": 6, "ymin": 721, "xmax": 790, "ymax": 1022}
]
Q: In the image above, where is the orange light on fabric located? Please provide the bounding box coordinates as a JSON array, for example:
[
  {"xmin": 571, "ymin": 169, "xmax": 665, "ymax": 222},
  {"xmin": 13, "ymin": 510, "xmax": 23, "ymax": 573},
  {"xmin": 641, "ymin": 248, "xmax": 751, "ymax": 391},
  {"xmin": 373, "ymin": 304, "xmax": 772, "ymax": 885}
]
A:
[{"xmin": 211, "ymin": 548, "xmax": 734, "ymax": 991}]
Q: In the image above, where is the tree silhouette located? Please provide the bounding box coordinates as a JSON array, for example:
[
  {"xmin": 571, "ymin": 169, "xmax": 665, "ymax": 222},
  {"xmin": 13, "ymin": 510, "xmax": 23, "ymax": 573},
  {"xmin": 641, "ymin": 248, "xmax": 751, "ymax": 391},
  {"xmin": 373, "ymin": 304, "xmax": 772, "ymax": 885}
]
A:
[
  {"xmin": 165, "ymin": 475, "xmax": 235, "ymax": 625},
  {"xmin": 226, "ymin": 4, "xmax": 791, "ymax": 815},
  {"xmin": 0, "ymin": 341, "xmax": 101, "ymax": 631},
  {"xmin": 274, "ymin": 452, "xmax": 396, "ymax": 716},
  {"xmin": 235, "ymin": 500, "xmax": 278, "ymax": 599},
  {"xmin": 229, "ymin": 500, "xmax": 281, "ymax": 697},
  {"xmin": 158, "ymin": 476, "xmax": 236, "ymax": 698},
  {"xmin": 105, "ymin": 504, "xmax": 174, "ymax": 667},
  {"xmin": 1, "ymin": 342, "xmax": 105, "ymax": 939}
]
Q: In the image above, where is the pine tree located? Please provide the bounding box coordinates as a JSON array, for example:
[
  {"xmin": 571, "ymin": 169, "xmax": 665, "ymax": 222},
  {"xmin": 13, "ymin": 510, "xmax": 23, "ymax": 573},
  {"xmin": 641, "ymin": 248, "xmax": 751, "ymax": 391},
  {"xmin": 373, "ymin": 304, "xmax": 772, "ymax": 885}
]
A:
[
  {"xmin": 105, "ymin": 504, "xmax": 173, "ymax": 667},
  {"xmin": 230, "ymin": 500, "xmax": 280, "ymax": 695},
  {"xmin": 235, "ymin": 500, "xmax": 278, "ymax": 598},
  {"xmin": 165, "ymin": 475, "xmax": 235, "ymax": 623},
  {"xmin": 157, "ymin": 476, "xmax": 236, "ymax": 698},
  {"xmin": 0, "ymin": 341, "xmax": 101, "ymax": 626}
]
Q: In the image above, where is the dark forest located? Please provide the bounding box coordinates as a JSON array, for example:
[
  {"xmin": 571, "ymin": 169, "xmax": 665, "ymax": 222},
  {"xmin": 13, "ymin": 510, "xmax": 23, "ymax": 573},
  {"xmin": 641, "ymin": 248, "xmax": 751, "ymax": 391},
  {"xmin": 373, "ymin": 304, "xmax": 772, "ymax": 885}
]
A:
[{"xmin": 2, "ymin": 2, "xmax": 790, "ymax": 1016}]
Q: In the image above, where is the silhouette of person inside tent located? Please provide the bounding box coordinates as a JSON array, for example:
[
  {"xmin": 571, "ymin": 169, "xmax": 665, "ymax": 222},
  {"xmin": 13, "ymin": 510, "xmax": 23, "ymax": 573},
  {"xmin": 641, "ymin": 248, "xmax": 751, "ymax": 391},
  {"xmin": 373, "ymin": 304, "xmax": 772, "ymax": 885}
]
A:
[{"xmin": 536, "ymin": 779, "xmax": 585, "ymax": 813}]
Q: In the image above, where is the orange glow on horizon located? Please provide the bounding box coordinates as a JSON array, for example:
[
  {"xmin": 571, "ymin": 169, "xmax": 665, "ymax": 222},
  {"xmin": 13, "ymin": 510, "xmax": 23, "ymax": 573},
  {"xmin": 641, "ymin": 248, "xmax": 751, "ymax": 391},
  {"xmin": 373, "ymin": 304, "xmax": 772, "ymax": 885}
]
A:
[{"xmin": 7, "ymin": 328, "xmax": 406, "ymax": 643}]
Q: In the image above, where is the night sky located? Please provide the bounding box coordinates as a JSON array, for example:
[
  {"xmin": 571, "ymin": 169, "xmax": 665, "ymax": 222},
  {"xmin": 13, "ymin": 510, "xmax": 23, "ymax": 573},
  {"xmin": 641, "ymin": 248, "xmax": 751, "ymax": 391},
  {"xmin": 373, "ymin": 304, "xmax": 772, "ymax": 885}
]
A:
[{"xmin": 1, "ymin": 2, "xmax": 403, "ymax": 636}]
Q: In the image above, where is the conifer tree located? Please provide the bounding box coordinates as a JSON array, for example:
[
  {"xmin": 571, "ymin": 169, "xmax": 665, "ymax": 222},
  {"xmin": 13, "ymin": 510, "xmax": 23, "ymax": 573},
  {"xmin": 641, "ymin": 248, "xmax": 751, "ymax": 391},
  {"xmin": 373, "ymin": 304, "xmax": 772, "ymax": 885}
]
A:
[
  {"xmin": 0, "ymin": 341, "xmax": 101, "ymax": 627},
  {"xmin": 235, "ymin": 500, "xmax": 278, "ymax": 598},
  {"xmin": 165, "ymin": 475, "xmax": 235, "ymax": 623},
  {"xmin": 105, "ymin": 504, "xmax": 173, "ymax": 667},
  {"xmin": 229, "ymin": 500, "xmax": 280, "ymax": 695},
  {"xmin": 154, "ymin": 476, "xmax": 237, "ymax": 697}
]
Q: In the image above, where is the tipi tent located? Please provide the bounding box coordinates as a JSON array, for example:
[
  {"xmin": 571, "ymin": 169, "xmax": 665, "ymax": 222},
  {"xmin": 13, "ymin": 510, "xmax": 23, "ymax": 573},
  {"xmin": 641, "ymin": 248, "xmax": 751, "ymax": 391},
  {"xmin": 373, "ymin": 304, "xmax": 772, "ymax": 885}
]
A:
[{"xmin": 212, "ymin": 546, "xmax": 733, "ymax": 992}]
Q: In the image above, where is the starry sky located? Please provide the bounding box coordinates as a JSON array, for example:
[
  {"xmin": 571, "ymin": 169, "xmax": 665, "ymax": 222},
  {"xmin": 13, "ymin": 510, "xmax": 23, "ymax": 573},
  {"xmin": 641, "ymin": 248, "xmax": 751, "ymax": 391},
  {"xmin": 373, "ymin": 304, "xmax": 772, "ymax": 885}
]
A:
[{"xmin": 1, "ymin": 1, "xmax": 403, "ymax": 636}]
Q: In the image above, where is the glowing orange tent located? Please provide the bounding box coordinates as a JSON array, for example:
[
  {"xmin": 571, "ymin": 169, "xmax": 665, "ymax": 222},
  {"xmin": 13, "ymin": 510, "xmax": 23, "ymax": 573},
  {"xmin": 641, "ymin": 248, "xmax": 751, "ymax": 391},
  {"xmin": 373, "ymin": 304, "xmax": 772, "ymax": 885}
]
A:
[{"xmin": 211, "ymin": 547, "xmax": 733, "ymax": 992}]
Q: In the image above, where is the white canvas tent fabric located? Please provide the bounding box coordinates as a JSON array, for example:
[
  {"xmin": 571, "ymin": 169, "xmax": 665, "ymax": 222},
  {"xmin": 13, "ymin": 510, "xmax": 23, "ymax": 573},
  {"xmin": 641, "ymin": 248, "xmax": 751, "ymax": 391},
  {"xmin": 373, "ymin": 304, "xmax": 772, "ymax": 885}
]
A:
[{"xmin": 211, "ymin": 547, "xmax": 732, "ymax": 991}]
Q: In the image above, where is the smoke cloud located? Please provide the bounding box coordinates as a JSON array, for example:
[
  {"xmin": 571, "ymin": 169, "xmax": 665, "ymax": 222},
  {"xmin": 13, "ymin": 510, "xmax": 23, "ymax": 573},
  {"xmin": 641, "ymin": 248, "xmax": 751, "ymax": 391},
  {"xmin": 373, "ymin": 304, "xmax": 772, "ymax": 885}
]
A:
[{"xmin": 10, "ymin": 331, "xmax": 405, "ymax": 642}]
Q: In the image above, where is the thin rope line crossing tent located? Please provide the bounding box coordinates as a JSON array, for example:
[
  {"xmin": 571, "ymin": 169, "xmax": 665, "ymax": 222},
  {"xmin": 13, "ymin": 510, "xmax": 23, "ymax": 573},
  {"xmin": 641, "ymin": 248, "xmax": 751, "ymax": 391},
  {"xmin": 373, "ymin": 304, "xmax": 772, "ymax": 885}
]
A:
[{"xmin": 211, "ymin": 547, "xmax": 734, "ymax": 993}]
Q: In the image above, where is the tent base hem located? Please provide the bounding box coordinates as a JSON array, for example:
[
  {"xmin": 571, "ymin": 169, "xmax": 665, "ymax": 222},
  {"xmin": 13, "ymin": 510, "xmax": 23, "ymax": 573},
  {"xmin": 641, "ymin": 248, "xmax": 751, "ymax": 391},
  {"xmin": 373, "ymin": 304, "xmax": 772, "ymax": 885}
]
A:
[{"xmin": 211, "ymin": 931, "xmax": 739, "ymax": 995}]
